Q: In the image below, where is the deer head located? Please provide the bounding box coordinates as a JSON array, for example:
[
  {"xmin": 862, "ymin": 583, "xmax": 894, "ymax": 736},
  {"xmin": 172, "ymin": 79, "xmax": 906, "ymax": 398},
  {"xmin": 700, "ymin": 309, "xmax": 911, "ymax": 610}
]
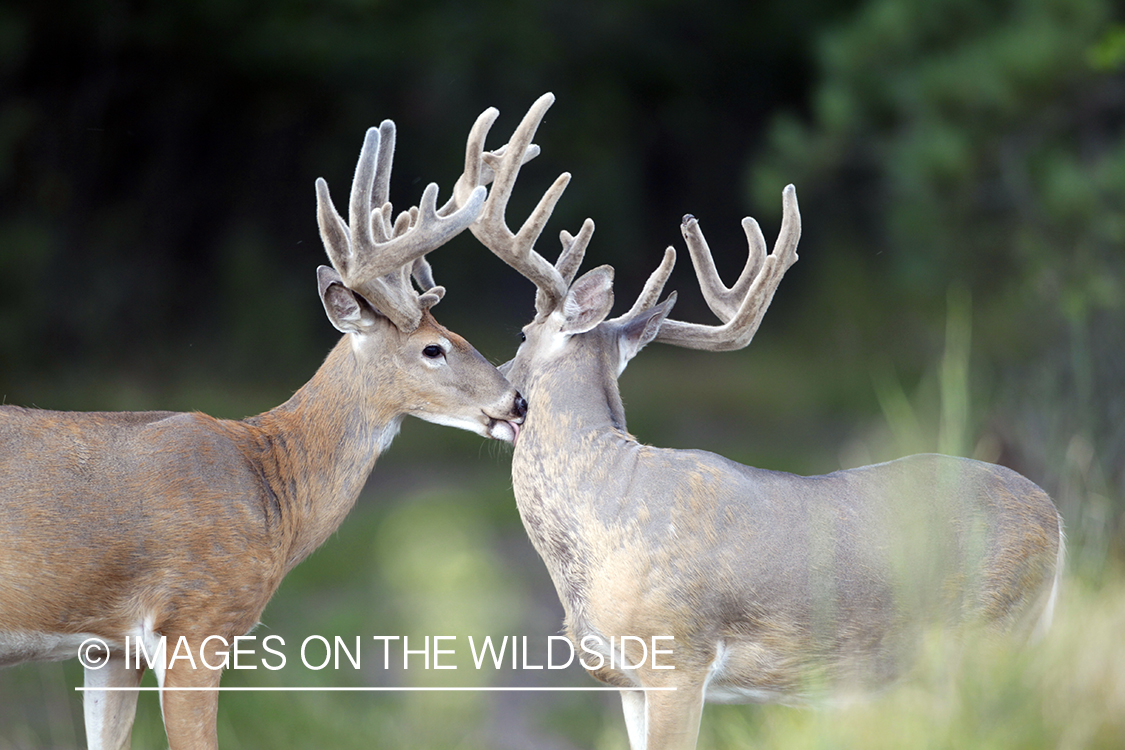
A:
[{"xmin": 314, "ymin": 120, "xmax": 526, "ymax": 441}]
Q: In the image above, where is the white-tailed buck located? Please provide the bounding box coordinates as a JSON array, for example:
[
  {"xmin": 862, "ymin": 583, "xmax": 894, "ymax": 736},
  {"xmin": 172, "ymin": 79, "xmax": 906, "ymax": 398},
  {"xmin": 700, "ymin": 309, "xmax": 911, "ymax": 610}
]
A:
[
  {"xmin": 468, "ymin": 94, "xmax": 1064, "ymax": 750},
  {"xmin": 0, "ymin": 115, "xmax": 527, "ymax": 749}
]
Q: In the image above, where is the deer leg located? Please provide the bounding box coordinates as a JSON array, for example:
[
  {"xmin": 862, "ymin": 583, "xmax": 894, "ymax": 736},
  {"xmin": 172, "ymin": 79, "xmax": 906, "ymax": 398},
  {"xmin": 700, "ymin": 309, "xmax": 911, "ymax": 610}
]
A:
[
  {"xmin": 159, "ymin": 651, "xmax": 223, "ymax": 750},
  {"xmin": 83, "ymin": 654, "xmax": 145, "ymax": 750},
  {"xmin": 643, "ymin": 681, "xmax": 706, "ymax": 750},
  {"xmin": 621, "ymin": 689, "xmax": 648, "ymax": 749}
]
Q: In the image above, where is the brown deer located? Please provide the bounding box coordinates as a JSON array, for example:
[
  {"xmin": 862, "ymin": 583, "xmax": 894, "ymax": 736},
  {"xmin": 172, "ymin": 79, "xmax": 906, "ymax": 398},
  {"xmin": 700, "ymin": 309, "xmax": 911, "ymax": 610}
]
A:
[
  {"xmin": 0, "ymin": 115, "xmax": 527, "ymax": 749},
  {"xmin": 467, "ymin": 94, "xmax": 1063, "ymax": 750}
]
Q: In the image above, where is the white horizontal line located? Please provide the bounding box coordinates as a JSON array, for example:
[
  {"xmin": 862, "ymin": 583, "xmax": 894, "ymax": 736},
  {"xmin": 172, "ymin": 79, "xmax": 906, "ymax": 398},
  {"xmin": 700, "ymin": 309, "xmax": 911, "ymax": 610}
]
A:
[{"xmin": 76, "ymin": 686, "xmax": 676, "ymax": 692}]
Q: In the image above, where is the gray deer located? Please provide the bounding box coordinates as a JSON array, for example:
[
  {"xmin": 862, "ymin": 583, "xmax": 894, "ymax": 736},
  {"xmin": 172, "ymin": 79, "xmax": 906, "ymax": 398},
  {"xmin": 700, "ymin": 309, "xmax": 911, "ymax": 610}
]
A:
[{"xmin": 463, "ymin": 93, "xmax": 1063, "ymax": 750}]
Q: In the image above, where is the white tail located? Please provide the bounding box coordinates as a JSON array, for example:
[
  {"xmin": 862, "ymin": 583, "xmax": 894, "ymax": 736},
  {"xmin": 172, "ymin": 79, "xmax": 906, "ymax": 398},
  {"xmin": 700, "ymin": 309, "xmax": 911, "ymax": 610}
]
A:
[
  {"xmin": 470, "ymin": 94, "xmax": 1063, "ymax": 750},
  {"xmin": 0, "ymin": 112, "xmax": 526, "ymax": 749}
]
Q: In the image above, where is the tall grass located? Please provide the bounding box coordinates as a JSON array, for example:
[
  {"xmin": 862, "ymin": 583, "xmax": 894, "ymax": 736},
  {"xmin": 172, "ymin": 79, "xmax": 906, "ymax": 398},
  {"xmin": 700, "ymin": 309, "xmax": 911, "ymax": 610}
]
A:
[
  {"xmin": 692, "ymin": 571, "xmax": 1125, "ymax": 750},
  {"xmin": 718, "ymin": 284, "xmax": 1125, "ymax": 750}
]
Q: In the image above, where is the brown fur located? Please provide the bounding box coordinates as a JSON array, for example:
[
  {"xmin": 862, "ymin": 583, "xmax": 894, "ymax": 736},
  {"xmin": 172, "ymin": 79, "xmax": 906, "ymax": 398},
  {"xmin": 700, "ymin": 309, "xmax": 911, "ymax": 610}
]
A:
[{"xmin": 0, "ymin": 312, "xmax": 524, "ymax": 749}]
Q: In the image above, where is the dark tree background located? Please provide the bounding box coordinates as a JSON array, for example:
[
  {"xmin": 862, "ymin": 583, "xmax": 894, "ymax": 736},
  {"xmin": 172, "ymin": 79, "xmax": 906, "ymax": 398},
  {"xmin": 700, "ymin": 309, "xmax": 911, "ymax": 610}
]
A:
[{"xmin": 0, "ymin": 0, "xmax": 848, "ymax": 381}]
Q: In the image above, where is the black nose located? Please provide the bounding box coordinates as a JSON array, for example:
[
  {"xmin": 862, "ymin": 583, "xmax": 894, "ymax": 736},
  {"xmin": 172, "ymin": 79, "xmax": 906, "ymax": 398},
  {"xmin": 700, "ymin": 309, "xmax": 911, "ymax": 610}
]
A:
[{"xmin": 514, "ymin": 394, "xmax": 528, "ymax": 419}]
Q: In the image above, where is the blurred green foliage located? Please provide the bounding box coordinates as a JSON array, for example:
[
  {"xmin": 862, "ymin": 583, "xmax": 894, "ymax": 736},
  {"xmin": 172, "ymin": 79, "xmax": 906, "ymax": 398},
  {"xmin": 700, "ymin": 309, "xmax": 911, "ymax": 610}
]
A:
[
  {"xmin": 751, "ymin": 0, "xmax": 1124, "ymax": 564},
  {"xmin": 2, "ymin": 0, "xmax": 1123, "ymax": 747},
  {"xmin": 754, "ymin": 0, "xmax": 1123, "ymax": 329}
]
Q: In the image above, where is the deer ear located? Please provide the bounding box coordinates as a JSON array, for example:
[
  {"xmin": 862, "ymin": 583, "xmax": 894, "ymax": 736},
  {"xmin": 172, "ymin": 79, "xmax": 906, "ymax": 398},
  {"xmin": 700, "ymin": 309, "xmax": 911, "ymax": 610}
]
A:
[
  {"xmin": 618, "ymin": 292, "xmax": 677, "ymax": 368},
  {"xmin": 317, "ymin": 266, "xmax": 379, "ymax": 334},
  {"xmin": 561, "ymin": 265, "xmax": 614, "ymax": 334}
]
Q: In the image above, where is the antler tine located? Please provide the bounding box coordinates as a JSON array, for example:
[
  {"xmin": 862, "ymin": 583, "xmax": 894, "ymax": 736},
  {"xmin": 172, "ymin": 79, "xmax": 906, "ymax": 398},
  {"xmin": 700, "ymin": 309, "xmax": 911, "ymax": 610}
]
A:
[
  {"xmin": 316, "ymin": 175, "xmax": 352, "ymax": 278},
  {"xmin": 469, "ymin": 93, "xmax": 579, "ymax": 318},
  {"xmin": 653, "ymin": 185, "xmax": 800, "ymax": 352},
  {"xmin": 526, "ymin": 218, "xmax": 597, "ymax": 315},
  {"xmin": 556, "ymin": 219, "xmax": 596, "ymax": 288},
  {"xmin": 609, "ymin": 245, "xmax": 677, "ymax": 324},
  {"xmin": 316, "ymin": 119, "xmax": 487, "ymax": 331},
  {"xmin": 411, "ymin": 256, "xmax": 438, "ymax": 292},
  {"xmin": 681, "ymin": 212, "xmax": 768, "ymax": 323},
  {"xmin": 349, "ymin": 120, "xmax": 396, "ymax": 246},
  {"xmin": 441, "ymin": 106, "xmax": 541, "ymax": 216}
]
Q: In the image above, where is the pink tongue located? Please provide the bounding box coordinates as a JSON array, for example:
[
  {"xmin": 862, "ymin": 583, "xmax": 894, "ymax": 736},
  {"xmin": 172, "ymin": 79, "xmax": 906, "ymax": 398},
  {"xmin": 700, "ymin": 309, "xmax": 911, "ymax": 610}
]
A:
[{"xmin": 510, "ymin": 422, "xmax": 521, "ymax": 445}]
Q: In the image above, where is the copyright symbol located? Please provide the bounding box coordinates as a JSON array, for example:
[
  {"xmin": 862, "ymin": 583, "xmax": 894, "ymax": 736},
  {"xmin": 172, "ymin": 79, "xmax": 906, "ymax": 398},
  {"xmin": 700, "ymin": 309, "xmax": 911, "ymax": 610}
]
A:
[{"xmin": 78, "ymin": 638, "xmax": 110, "ymax": 670}]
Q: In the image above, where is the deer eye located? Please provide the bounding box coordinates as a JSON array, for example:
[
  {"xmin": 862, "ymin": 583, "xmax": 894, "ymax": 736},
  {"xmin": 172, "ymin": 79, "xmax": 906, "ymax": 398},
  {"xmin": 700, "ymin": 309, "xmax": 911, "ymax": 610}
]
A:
[
  {"xmin": 519, "ymin": 331, "xmax": 527, "ymax": 343},
  {"xmin": 422, "ymin": 344, "xmax": 444, "ymax": 359}
]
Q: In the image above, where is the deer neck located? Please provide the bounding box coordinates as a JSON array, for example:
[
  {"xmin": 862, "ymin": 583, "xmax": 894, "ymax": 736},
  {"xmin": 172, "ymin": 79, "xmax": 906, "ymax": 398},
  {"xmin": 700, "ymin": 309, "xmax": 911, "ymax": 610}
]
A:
[
  {"xmin": 519, "ymin": 334, "xmax": 629, "ymax": 445},
  {"xmin": 511, "ymin": 340, "xmax": 635, "ymax": 619},
  {"xmin": 246, "ymin": 335, "xmax": 403, "ymax": 572}
]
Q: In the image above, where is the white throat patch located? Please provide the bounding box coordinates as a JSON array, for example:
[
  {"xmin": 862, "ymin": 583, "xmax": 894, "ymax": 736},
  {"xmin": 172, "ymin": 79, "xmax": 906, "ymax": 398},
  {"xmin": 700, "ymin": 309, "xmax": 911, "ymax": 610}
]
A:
[{"xmin": 536, "ymin": 312, "xmax": 571, "ymax": 361}]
